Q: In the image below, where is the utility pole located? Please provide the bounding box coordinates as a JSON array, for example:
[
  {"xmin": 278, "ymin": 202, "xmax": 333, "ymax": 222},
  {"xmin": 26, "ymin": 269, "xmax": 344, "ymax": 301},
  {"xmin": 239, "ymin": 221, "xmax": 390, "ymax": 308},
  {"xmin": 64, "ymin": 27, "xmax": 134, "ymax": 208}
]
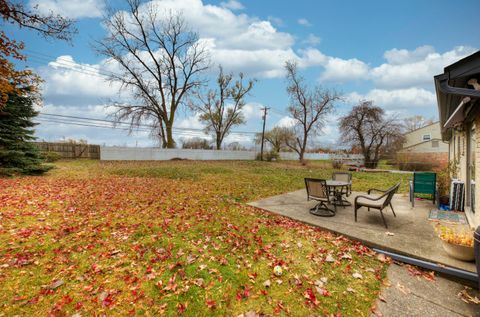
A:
[{"xmin": 260, "ymin": 106, "xmax": 270, "ymax": 161}]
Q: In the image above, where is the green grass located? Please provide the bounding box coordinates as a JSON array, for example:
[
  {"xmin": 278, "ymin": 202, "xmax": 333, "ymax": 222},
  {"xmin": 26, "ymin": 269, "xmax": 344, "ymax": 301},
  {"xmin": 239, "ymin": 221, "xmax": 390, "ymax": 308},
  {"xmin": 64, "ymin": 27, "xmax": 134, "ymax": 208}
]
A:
[{"xmin": 0, "ymin": 160, "xmax": 406, "ymax": 316}]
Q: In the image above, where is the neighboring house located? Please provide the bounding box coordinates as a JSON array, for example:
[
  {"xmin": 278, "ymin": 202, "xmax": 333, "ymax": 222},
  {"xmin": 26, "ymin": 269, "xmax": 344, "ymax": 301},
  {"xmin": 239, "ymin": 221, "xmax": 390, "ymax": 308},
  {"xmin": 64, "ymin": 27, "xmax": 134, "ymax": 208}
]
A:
[
  {"xmin": 434, "ymin": 50, "xmax": 480, "ymax": 228},
  {"xmin": 397, "ymin": 122, "xmax": 448, "ymax": 167}
]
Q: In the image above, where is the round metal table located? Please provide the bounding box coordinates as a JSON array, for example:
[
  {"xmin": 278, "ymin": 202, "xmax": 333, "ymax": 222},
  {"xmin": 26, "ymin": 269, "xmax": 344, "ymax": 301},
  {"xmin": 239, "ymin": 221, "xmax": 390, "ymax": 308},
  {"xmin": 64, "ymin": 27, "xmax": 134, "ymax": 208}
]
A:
[{"xmin": 326, "ymin": 180, "xmax": 352, "ymax": 207}]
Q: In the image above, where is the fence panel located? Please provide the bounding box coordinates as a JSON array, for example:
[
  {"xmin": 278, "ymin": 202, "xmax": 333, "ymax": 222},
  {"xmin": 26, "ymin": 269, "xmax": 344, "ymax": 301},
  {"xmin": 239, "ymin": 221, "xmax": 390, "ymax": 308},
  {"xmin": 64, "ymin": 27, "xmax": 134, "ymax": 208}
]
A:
[
  {"xmin": 100, "ymin": 146, "xmax": 364, "ymax": 163},
  {"xmin": 34, "ymin": 142, "xmax": 100, "ymax": 159}
]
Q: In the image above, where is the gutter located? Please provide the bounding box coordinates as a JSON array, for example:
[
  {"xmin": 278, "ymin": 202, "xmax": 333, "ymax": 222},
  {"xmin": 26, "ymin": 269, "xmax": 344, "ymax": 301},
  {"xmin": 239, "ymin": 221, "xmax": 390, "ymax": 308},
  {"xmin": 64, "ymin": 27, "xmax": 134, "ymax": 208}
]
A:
[
  {"xmin": 436, "ymin": 74, "xmax": 480, "ymax": 98},
  {"xmin": 373, "ymin": 248, "xmax": 478, "ymax": 284}
]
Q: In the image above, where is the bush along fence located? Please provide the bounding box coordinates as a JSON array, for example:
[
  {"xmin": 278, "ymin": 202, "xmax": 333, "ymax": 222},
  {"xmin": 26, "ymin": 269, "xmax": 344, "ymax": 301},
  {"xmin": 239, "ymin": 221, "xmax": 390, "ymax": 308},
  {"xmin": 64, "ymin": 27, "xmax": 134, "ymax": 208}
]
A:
[{"xmin": 34, "ymin": 142, "xmax": 100, "ymax": 160}]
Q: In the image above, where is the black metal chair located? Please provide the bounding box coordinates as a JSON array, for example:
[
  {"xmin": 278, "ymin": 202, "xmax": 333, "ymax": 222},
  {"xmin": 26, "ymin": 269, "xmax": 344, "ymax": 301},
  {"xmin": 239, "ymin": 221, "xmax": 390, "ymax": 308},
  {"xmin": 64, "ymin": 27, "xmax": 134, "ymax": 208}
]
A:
[
  {"xmin": 332, "ymin": 171, "xmax": 352, "ymax": 196},
  {"xmin": 354, "ymin": 183, "xmax": 400, "ymax": 228},
  {"xmin": 305, "ymin": 178, "xmax": 336, "ymax": 217}
]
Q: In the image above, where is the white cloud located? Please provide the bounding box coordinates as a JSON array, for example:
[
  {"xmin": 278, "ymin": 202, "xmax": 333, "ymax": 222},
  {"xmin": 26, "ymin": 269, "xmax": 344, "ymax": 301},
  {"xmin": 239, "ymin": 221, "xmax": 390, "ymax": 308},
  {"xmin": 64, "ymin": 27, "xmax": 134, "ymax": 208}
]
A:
[
  {"xmin": 39, "ymin": 56, "xmax": 123, "ymax": 105},
  {"xmin": 321, "ymin": 57, "xmax": 369, "ymax": 82},
  {"xmin": 145, "ymin": 0, "xmax": 293, "ymax": 51},
  {"xmin": 314, "ymin": 45, "xmax": 477, "ymax": 88},
  {"xmin": 177, "ymin": 114, "xmax": 205, "ymax": 130},
  {"xmin": 297, "ymin": 18, "xmax": 311, "ymax": 27},
  {"xmin": 274, "ymin": 116, "xmax": 296, "ymax": 128},
  {"xmin": 267, "ymin": 16, "xmax": 284, "ymax": 27},
  {"xmin": 220, "ymin": 0, "xmax": 244, "ymax": 10},
  {"xmin": 370, "ymin": 45, "xmax": 477, "ymax": 89},
  {"xmin": 383, "ymin": 45, "xmax": 436, "ymax": 65},
  {"xmin": 241, "ymin": 103, "xmax": 263, "ymax": 120},
  {"xmin": 29, "ymin": 0, "xmax": 104, "ymax": 19},
  {"xmin": 297, "ymin": 48, "xmax": 328, "ymax": 67},
  {"xmin": 202, "ymin": 38, "xmax": 299, "ymax": 78},
  {"xmin": 302, "ymin": 34, "xmax": 321, "ymax": 46},
  {"xmin": 347, "ymin": 87, "xmax": 436, "ymax": 109}
]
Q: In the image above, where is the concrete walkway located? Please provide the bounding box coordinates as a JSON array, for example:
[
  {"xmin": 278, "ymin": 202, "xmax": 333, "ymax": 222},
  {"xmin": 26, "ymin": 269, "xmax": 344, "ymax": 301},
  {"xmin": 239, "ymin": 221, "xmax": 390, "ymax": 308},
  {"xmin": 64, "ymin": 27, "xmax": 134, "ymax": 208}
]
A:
[
  {"xmin": 374, "ymin": 264, "xmax": 479, "ymax": 316},
  {"xmin": 248, "ymin": 189, "xmax": 476, "ymax": 273}
]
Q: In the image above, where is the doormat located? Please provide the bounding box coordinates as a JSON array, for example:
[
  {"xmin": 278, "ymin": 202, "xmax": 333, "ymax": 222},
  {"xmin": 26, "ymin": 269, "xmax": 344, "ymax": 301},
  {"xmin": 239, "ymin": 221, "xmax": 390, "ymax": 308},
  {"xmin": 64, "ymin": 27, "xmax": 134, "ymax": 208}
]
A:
[{"xmin": 428, "ymin": 209, "xmax": 468, "ymax": 224}]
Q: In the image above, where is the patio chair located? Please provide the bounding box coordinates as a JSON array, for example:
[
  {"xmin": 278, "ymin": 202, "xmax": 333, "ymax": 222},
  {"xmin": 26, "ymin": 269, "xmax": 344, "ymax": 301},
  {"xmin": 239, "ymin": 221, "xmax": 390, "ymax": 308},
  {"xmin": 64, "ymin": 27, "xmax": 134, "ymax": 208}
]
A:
[
  {"xmin": 332, "ymin": 171, "xmax": 352, "ymax": 196},
  {"xmin": 354, "ymin": 183, "xmax": 400, "ymax": 228},
  {"xmin": 305, "ymin": 178, "xmax": 336, "ymax": 216},
  {"xmin": 409, "ymin": 172, "xmax": 437, "ymax": 207}
]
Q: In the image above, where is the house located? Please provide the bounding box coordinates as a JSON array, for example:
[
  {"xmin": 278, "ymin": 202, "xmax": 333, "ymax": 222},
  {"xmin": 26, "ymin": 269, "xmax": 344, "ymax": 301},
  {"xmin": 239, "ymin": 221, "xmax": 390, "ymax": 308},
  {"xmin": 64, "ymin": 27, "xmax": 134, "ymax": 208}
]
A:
[
  {"xmin": 397, "ymin": 122, "xmax": 448, "ymax": 167},
  {"xmin": 434, "ymin": 50, "xmax": 480, "ymax": 228}
]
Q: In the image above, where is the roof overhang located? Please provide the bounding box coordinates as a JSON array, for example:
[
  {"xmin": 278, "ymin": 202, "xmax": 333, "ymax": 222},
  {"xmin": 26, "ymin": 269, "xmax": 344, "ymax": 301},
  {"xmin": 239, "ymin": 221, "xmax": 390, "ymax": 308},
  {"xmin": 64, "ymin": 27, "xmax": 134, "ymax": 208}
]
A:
[
  {"xmin": 443, "ymin": 97, "xmax": 471, "ymax": 129},
  {"xmin": 434, "ymin": 51, "xmax": 480, "ymax": 141}
]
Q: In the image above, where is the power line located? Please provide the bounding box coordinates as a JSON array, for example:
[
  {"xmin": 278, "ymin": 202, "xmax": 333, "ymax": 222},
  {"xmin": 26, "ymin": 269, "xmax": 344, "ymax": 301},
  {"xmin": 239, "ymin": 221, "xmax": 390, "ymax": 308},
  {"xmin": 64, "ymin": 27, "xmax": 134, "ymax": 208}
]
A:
[
  {"xmin": 34, "ymin": 118, "xmax": 219, "ymax": 138},
  {"xmin": 25, "ymin": 49, "xmax": 119, "ymax": 78},
  {"xmin": 38, "ymin": 113, "xmax": 259, "ymax": 135},
  {"xmin": 26, "ymin": 57, "xmax": 116, "ymax": 80}
]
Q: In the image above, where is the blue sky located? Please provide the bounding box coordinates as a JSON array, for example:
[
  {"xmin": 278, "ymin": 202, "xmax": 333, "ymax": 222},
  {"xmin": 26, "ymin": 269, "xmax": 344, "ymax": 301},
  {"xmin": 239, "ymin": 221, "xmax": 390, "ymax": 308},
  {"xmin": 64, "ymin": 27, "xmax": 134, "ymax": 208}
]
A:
[{"xmin": 5, "ymin": 0, "xmax": 479, "ymax": 148}]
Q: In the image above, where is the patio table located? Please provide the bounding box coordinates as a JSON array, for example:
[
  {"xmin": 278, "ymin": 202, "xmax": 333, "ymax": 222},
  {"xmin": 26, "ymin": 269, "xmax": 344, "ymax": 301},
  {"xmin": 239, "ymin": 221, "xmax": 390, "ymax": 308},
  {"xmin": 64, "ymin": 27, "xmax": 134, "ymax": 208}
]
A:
[{"xmin": 326, "ymin": 180, "xmax": 352, "ymax": 207}]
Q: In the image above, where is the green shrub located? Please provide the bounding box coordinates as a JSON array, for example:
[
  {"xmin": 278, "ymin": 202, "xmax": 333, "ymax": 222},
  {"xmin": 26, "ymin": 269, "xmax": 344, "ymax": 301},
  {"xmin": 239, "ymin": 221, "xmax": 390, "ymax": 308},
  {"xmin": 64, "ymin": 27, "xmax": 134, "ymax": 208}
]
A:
[
  {"xmin": 256, "ymin": 151, "xmax": 280, "ymax": 162},
  {"xmin": 265, "ymin": 151, "xmax": 280, "ymax": 162},
  {"xmin": 41, "ymin": 151, "xmax": 63, "ymax": 162}
]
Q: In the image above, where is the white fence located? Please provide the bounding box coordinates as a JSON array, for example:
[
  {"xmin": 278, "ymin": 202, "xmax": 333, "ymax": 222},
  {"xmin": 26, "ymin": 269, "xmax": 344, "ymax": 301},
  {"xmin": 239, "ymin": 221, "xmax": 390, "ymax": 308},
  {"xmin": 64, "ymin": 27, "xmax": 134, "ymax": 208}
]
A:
[
  {"xmin": 279, "ymin": 152, "xmax": 330, "ymax": 160},
  {"xmin": 100, "ymin": 146, "xmax": 364, "ymax": 164},
  {"xmin": 100, "ymin": 147, "xmax": 254, "ymax": 160}
]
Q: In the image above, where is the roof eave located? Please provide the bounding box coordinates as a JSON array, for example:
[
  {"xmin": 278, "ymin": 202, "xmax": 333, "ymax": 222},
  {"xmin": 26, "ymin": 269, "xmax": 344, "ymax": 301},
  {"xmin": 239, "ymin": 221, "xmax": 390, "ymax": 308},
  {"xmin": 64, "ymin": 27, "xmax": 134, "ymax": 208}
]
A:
[{"xmin": 435, "ymin": 73, "xmax": 480, "ymax": 141}]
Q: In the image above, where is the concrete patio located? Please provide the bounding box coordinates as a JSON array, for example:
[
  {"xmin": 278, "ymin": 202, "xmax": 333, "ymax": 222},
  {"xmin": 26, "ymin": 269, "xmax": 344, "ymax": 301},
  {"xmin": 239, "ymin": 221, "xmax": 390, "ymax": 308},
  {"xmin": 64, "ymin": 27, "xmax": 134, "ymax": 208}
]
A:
[{"xmin": 248, "ymin": 190, "xmax": 477, "ymax": 274}]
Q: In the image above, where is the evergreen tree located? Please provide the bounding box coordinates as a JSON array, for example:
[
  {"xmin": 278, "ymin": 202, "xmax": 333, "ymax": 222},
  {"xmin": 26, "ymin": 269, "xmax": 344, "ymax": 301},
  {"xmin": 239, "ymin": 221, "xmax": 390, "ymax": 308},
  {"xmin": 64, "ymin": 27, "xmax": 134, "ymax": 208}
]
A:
[{"xmin": 0, "ymin": 92, "xmax": 50, "ymax": 175}]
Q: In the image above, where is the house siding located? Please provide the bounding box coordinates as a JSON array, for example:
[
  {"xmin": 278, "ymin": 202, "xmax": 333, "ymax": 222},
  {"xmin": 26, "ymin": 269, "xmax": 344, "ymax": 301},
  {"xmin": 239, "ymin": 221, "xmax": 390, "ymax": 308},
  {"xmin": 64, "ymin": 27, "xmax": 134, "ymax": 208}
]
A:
[
  {"xmin": 399, "ymin": 122, "xmax": 448, "ymax": 167},
  {"xmin": 402, "ymin": 122, "xmax": 448, "ymax": 150}
]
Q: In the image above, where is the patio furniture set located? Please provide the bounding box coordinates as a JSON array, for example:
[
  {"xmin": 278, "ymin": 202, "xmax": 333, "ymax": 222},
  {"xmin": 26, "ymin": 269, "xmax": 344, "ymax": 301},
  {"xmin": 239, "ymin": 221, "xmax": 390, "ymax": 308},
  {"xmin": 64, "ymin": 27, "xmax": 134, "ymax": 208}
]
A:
[{"xmin": 305, "ymin": 172, "xmax": 437, "ymax": 228}]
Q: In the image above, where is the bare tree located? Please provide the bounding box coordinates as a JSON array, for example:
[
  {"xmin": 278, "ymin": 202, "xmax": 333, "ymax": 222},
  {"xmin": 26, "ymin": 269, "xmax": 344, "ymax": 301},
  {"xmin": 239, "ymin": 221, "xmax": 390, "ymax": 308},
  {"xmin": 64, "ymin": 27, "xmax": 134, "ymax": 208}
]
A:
[
  {"xmin": 339, "ymin": 101, "xmax": 403, "ymax": 168},
  {"xmin": 96, "ymin": 0, "xmax": 210, "ymax": 148},
  {"xmin": 0, "ymin": 0, "xmax": 76, "ymax": 109},
  {"xmin": 403, "ymin": 115, "xmax": 434, "ymax": 132},
  {"xmin": 284, "ymin": 60, "xmax": 341, "ymax": 161},
  {"xmin": 255, "ymin": 126, "xmax": 295, "ymax": 153},
  {"xmin": 1, "ymin": 0, "xmax": 77, "ymax": 41},
  {"xmin": 191, "ymin": 66, "xmax": 255, "ymax": 150}
]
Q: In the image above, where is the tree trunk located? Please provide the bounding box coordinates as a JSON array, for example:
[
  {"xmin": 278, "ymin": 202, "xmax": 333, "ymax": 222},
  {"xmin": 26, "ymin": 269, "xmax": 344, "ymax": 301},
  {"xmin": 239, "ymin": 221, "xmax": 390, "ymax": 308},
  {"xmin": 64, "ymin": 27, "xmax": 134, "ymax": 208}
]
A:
[
  {"xmin": 363, "ymin": 151, "xmax": 374, "ymax": 168},
  {"xmin": 299, "ymin": 133, "xmax": 307, "ymax": 162},
  {"xmin": 216, "ymin": 132, "xmax": 222, "ymax": 150},
  {"xmin": 165, "ymin": 123, "xmax": 175, "ymax": 148}
]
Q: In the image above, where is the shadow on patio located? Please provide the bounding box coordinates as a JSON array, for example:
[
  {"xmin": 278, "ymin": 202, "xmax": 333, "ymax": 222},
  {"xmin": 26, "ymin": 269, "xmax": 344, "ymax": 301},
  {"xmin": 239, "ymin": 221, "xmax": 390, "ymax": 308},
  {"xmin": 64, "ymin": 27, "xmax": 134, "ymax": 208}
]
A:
[{"xmin": 248, "ymin": 190, "xmax": 476, "ymax": 274}]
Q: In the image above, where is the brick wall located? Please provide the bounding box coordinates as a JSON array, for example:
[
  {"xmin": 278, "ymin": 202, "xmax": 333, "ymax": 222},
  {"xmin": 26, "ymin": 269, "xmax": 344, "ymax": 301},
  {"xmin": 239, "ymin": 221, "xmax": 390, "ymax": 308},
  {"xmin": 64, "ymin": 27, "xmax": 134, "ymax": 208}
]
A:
[
  {"xmin": 396, "ymin": 152, "xmax": 448, "ymax": 169},
  {"xmin": 474, "ymin": 117, "xmax": 480, "ymax": 227}
]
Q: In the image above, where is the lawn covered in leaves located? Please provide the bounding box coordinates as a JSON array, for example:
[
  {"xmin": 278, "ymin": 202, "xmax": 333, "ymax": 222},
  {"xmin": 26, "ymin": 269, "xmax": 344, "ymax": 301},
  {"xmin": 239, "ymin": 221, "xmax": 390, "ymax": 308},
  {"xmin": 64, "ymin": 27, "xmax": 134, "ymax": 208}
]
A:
[{"xmin": 0, "ymin": 160, "xmax": 410, "ymax": 316}]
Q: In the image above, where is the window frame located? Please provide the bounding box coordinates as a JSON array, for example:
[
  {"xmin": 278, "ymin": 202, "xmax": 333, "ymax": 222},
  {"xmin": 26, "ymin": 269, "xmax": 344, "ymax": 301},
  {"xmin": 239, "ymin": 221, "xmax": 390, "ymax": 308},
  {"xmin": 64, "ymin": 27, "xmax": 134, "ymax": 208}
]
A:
[{"xmin": 422, "ymin": 133, "xmax": 432, "ymax": 142}]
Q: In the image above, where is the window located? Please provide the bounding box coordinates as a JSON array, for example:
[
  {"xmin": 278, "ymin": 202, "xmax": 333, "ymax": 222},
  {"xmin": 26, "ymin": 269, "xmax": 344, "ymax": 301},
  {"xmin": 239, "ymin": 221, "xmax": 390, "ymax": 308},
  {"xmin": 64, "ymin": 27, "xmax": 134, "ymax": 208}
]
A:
[
  {"xmin": 422, "ymin": 134, "xmax": 431, "ymax": 141},
  {"xmin": 432, "ymin": 140, "xmax": 439, "ymax": 148}
]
